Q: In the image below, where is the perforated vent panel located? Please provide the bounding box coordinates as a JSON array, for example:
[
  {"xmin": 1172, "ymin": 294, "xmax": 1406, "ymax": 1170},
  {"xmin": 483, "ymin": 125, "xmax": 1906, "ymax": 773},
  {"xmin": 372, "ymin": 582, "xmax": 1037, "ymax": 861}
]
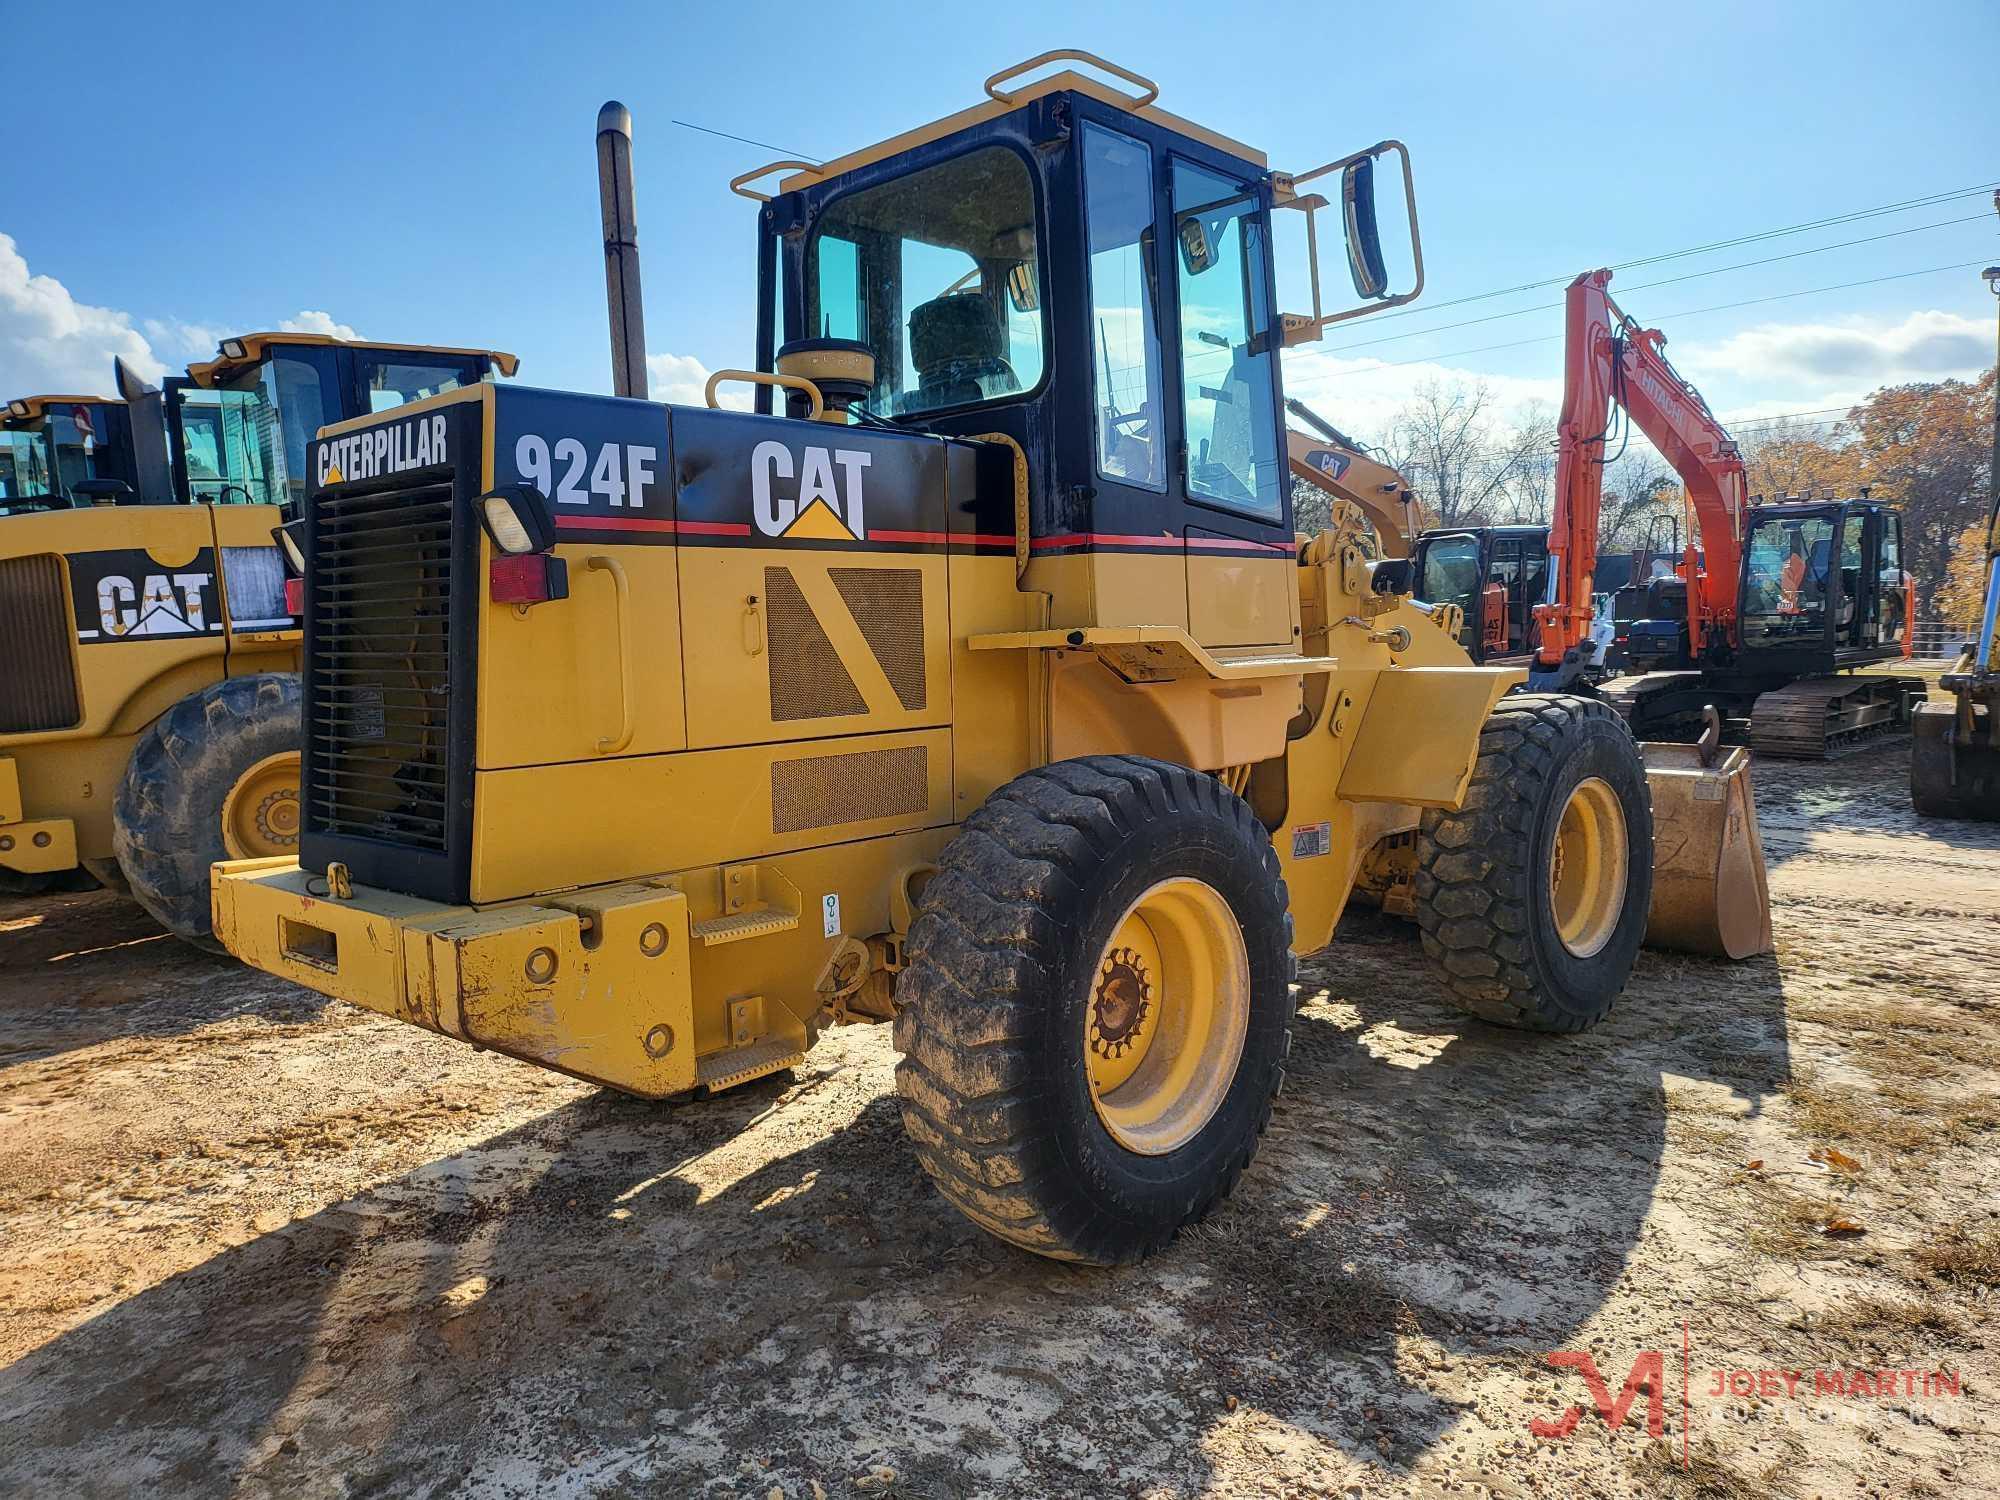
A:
[
  {"xmin": 0, "ymin": 554, "xmax": 80, "ymax": 734},
  {"xmin": 830, "ymin": 567, "xmax": 926, "ymax": 712},
  {"xmin": 764, "ymin": 566, "xmax": 865, "ymax": 721},
  {"xmin": 771, "ymin": 745, "xmax": 929, "ymax": 834}
]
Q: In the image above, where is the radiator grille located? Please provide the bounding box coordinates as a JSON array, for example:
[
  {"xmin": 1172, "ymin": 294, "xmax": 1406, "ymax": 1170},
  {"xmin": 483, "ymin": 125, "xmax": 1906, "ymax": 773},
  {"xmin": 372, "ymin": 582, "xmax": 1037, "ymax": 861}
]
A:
[
  {"xmin": 0, "ymin": 554, "xmax": 80, "ymax": 733},
  {"xmin": 308, "ymin": 478, "xmax": 455, "ymax": 851},
  {"xmin": 771, "ymin": 745, "xmax": 928, "ymax": 834},
  {"xmin": 764, "ymin": 566, "xmax": 865, "ymax": 721},
  {"xmin": 830, "ymin": 567, "xmax": 926, "ymax": 711}
]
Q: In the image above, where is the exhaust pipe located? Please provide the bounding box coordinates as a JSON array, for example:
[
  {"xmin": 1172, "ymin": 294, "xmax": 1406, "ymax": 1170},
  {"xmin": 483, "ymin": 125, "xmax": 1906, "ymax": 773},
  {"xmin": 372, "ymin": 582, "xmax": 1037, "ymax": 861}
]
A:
[{"xmin": 597, "ymin": 101, "xmax": 649, "ymax": 400}]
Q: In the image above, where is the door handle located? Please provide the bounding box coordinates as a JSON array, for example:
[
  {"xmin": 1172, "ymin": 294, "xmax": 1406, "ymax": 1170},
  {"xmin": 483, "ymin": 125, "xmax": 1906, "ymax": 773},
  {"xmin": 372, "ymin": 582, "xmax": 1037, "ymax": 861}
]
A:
[{"xmin": 585, "ymin": 555, "xmax": 635, "ymax": 754}]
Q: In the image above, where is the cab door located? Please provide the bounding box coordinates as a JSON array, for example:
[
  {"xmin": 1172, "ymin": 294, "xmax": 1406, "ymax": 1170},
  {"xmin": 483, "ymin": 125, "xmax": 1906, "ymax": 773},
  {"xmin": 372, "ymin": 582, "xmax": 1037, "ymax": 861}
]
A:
[{"xmin": 1166, "ymin": 157, "xmax": 1295, "ymax": 648}]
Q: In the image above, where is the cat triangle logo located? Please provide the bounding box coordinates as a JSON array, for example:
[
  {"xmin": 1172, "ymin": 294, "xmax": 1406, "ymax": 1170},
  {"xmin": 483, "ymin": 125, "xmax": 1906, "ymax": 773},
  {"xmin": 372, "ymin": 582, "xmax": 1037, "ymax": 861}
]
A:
[{"xmin": 783, "ymin": 498, "xmax": 857, "ymax": 541}]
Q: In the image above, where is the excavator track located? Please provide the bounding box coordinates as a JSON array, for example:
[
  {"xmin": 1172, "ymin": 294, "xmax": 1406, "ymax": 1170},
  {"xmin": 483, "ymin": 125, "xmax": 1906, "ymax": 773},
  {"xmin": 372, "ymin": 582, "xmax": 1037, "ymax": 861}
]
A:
[{"xmin": 1747, "ymin": 676, "xmax": 1923, "ymax": 759}]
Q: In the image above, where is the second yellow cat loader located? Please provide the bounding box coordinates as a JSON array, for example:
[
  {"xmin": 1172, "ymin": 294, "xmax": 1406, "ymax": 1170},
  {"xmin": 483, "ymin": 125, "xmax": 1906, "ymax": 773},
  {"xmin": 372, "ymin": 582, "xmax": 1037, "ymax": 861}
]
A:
[
  {"xmin": 0, "ymin": 335, "xmax": 516, "ymax": 940},
  {"xmin": 213, "ymin": 54, "xmax": 1716, "ymax": 1262}
]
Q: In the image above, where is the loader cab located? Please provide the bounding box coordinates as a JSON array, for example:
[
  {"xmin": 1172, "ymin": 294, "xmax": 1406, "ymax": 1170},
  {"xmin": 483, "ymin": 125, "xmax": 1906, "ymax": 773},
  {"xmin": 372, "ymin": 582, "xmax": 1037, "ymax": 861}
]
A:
[
  {"xmin": 1737, "ymin": 498, "xmax": 1907, "ymax": 673},
  {"xmin": 0, "ymin": 397, "xmax": 140, "ymax": 515},
  {"xmin": 1410, "ymin": 525, "xmax": 1549, "ymax": 663},
  {"xmin": 173, "ymin": 334, "xmax": 519, "ymax": 511},
  {"xmin": 751, "ymin": 71, "xmax": 1354, "ymax": 648}
]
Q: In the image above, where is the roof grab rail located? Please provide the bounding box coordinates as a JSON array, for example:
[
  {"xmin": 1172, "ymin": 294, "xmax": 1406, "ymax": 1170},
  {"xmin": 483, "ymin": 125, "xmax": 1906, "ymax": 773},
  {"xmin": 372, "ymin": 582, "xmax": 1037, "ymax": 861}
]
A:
[
  {"xmin": 730, "ymin": 160, "xmax": 824, "ymax": 202},
  {"xmin": 983, "ymin": 50, "xmax": 1159, "ymax": 108}
]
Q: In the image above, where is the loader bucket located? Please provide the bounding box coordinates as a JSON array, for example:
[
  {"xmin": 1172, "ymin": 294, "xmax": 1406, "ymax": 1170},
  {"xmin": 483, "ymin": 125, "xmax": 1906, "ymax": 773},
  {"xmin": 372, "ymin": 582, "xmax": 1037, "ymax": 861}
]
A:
[
  {"xmin": 1911, "ymin": 699, "xmax": 2000, "ymax": 820},
  {"xmin": 1639, "ymin": 742, "xmax": 1773, "ymax": 959}
]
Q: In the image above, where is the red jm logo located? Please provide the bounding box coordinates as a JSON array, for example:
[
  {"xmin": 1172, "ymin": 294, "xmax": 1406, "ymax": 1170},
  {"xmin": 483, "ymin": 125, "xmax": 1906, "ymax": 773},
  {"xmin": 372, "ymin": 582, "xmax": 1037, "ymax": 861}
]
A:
[{"xmin": 1531, "ymin": 1350, "xmax": 1666, "ymax": 1439}]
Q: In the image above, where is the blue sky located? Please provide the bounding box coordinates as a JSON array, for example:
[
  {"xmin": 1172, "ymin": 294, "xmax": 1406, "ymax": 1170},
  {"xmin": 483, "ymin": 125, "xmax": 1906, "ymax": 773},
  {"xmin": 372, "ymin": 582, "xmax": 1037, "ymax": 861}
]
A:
[{"xmin": 3, "ymin": 0, "xmax": 1994, "ymax": 448}]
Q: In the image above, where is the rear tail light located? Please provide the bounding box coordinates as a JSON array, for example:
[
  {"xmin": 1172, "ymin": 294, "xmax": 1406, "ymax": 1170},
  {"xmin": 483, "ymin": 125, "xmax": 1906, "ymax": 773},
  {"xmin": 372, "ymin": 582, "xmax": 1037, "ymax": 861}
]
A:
[
  {"xmin": 284, "ymin": 576, "xmax": 304, "ymax": 616},
  {"xmin": 489, "ymin": 553, "xmax": 570, "ymax": 605}
]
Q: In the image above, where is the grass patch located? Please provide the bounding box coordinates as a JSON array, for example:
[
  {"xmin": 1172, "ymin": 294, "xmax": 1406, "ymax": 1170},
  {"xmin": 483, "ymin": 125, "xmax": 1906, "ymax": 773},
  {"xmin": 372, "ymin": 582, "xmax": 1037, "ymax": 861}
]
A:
[
  {"xmin": 1911, "ymin": 1222, "xmax": 2000, "ymax": 1288},
  {"xmin": 1781, "ymin": 1075, "xmax": 1936, "ymax": 1154},
  {"xmin": 1631, "ymin": 1438, "xmax": 1799, "ymax": 1499},
  {"xmin": 1809, "ymin": 1294, "xmax": 1964, "ymax": 1348}
]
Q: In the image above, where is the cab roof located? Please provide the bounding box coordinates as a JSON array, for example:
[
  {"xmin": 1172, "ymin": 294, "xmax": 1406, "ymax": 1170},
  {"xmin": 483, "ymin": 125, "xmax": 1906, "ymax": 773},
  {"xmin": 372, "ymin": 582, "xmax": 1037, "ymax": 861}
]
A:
[
  {"xmin": 745, "ymin": 53, "xmax": 1266, "ymax": 201},
  {"xmin": 187, "ymin": 333, "xmax": 521, "ymax": 388},
  {"xmin": 3, "ymin": 394, "xmax": 122, "ymax": 425}
]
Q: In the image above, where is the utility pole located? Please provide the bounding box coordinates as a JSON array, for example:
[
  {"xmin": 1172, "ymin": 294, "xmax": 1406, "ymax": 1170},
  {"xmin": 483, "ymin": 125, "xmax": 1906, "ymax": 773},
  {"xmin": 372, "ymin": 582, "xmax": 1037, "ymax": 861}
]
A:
[{"xmin": 597, "ymin": 102, "xmax": 649, "ymax": 401}]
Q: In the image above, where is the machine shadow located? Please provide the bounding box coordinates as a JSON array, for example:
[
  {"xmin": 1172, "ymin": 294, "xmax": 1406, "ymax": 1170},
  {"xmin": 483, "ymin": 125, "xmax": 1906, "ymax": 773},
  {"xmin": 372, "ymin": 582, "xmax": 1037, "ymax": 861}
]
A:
[
  {"xmin": 0, "ymin": 911, "xmax": 1792, "ymax": 1497},
  {"xmin": 0, "ymin": 887, "xmax": 330, "ymax": 1072}
]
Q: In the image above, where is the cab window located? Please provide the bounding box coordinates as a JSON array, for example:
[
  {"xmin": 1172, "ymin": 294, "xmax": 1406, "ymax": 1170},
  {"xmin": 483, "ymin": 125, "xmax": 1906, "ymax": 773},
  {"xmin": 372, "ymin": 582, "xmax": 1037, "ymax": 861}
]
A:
[
  {"xmin": 1741, "ymin": 514, "xmax": 1836, "ymax": 645},
  {"xmin": 358, "ymin": 355, "xmax": 480, "ymax": 413},
  {"xmin": 1172, "ymin": 159, "xmax": 1281, "ymax": 522},
  {"xmin": 805, "ymin": 146, "xmax": 1046, "ymax": 418},
  {"xmin": 1082, "ymin": 122, "xmax": 1165, "ymax": 490}
]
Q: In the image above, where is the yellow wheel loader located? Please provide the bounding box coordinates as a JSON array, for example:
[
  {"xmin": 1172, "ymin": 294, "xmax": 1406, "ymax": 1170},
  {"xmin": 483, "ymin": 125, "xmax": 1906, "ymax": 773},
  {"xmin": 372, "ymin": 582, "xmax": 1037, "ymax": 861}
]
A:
[
  {"xmin": 213, "ymin": 55, "xmax": 1762, "ymax": 1262},
  {"xmin": 0, "ymin": 336, "xmax": 517, "ymax": 940}
]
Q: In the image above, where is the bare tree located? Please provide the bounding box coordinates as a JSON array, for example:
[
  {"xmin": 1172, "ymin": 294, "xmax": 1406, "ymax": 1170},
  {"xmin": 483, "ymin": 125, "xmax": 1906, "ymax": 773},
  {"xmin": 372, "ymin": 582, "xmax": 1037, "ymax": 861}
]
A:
[
  {"xmin": 1381, "ymin": 378, "xmax": 1549, "ymax": 528},
  {"xmin": 1490, "ymin": 402, "xmax": 1557, "ymax": 525}
]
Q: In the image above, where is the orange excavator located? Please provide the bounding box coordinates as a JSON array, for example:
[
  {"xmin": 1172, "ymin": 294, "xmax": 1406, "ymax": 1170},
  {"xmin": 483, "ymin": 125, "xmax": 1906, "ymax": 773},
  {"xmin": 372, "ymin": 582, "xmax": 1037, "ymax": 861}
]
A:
[{"xmin": 1530, "ymin": 269, "xmax": 1921, "ymax": 758}]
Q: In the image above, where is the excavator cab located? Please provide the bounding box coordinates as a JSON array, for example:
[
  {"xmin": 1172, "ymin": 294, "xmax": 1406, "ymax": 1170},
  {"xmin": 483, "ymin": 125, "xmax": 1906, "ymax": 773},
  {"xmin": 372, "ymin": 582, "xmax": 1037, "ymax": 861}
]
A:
[{"xmin": 1411, "ymin": 525, "xmax": 1549, "ymax": 664}]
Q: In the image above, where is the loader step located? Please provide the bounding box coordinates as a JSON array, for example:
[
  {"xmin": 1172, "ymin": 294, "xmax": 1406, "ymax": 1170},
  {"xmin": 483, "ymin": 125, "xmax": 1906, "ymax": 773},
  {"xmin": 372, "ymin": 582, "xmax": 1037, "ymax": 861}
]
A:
[
  {"xmin": 695, "ymin": 1039, "xmax": 805, "ymax": 1093},
  {"xmin": 691, "ymin": 905, "xmax": 799, "ymax": 946}
]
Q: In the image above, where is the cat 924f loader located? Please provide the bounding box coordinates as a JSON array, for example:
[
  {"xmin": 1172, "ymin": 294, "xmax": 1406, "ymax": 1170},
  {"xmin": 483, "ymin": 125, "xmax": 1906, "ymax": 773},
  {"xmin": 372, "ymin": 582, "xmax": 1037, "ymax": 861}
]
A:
[
  {"xmin": 0, "ymin": 335, "xmax": 516, "ymax": 939},
  {"xmin": 212, "ymin": 54, "xmax": 1724, "ymax": 1263}
]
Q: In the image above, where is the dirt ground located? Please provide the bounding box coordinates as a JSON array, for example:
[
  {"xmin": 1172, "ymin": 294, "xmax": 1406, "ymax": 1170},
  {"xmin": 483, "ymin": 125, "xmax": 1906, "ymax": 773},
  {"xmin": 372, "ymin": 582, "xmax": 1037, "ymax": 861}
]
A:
[{"xmin": 1, "ymin": 744, "xmax": 1996, "ymax": 1499}]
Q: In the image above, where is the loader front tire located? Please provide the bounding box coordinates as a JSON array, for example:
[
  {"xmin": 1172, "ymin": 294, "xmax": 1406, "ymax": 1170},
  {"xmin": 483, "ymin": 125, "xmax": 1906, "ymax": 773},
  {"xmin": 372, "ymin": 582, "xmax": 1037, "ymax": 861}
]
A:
[
  {"xmin": 113, "ymin": 673, "xmax": 302, "ymax": 948},
  {"xmin": 893, "ymin": 756, "xmax": 1295, "ymax": 1265},
  {"xmin": 1414, "ymin": 692, "xmax": 1652, "ymax": 1032}
]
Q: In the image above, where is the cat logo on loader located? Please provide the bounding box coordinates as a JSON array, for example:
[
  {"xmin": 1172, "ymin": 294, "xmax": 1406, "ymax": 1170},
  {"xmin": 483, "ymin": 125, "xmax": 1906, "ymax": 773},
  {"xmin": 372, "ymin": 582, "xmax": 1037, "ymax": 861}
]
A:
[{"xmin": 211, "ymin": 54, "xmax": 1769, "ymax": 1265}]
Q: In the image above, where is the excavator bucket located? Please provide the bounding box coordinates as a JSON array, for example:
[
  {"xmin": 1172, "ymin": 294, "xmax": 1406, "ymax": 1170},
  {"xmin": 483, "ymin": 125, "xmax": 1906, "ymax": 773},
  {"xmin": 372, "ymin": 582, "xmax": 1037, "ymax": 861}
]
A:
[{"xmin": 1639, "ymin": 742, "xmax": 1774, "ymax": 959}]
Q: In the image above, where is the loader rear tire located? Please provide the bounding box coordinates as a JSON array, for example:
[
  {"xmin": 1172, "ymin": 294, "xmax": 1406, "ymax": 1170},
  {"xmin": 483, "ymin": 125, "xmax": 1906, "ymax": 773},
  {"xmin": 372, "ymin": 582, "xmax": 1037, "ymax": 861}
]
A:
[
  {"xmin": 113, "ymin": 673, "xmax": 302, "ymax": 949},
  {"xmin": 893, "ymin": 756, "xmax": 1295, "ymax": 1265},
  {"xmin": 1414, "ymin": 692, "xmax": 1652, "ymax": 1033}
]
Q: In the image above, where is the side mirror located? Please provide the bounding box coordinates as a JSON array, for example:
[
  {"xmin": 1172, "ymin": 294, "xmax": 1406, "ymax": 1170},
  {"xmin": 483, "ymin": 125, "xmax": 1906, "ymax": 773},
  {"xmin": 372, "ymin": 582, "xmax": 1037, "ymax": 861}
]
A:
[
  {"xmin": 1176, "ymin": 214, "xmax": 1216, "ymax": 275},
  {"xmin": 1342, "ymin": 157, "xmax": 1389, "ymax": 300},
  {"xmin": 1274, "ymin": 140, "xmax": 1424, "ymax": 342},
  {"xmin": 1006, "ymin": 262, "xmax": 1039, "ymax": 313},
  {"xmin": 72, "ymin": 477, "xmax": 134, "ymax": 506}
]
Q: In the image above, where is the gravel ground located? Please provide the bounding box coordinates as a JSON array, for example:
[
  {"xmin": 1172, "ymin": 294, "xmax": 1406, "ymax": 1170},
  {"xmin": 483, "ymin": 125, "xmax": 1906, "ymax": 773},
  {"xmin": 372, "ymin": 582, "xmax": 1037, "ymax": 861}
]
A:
[{"xmin": 0, "ymin": 743, "xmax": 1995, "ymax": 1498}]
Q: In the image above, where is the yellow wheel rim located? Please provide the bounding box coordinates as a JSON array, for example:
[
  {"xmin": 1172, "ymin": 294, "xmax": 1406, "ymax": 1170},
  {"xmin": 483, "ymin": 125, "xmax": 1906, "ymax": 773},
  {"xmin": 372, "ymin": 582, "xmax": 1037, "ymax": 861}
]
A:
[
  {"xmin": 220, "ymin": 751, "xmax": 302, "ymax": 860},
  {"xmin": 1085, "ymin": 877, "xmax": 1250, "ymax": 1156},
  {"xmin": 1549, "ymin": 776, "xmax": 1629, "ymax": 959}
]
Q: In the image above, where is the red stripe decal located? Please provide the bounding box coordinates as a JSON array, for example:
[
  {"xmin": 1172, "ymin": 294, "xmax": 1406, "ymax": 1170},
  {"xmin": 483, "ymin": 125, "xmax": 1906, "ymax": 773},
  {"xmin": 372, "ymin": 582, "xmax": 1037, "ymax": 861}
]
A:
[
  {"xmin": 555, "ymin": 514, "xmax": 677, "ymax": 533},
  {"xmin": 677, "ymin": 519, "xmax": 754, "ymax": 536},
  {"xmin": 1030, "ymin": 532, "xmax": 1292, "ymax": 553}
]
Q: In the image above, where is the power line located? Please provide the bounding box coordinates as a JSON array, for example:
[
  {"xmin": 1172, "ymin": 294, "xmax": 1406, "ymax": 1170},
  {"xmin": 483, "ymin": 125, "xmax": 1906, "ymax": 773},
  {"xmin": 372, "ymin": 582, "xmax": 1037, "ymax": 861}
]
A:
[
  {"xmin": 670, "ymin": 118, "xmax": 821, "ymax": 164},
  {"xmin": 1326, "ymin": 214, "xmax": 1995, "ymax": 353},
  {"xmin": 1329, "ymin": 181, "xmax": 2000, "ymax": 328},
  {"xmin": 1309, "ymin": 260, "xmax": 1995, "ymax": 378}
]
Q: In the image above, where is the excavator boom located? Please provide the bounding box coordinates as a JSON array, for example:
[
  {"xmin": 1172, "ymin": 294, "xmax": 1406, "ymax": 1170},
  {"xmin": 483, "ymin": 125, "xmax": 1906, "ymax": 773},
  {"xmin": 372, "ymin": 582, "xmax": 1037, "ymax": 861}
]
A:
[{"xmin": 1539, "ymin": 269, "xmax": 1748, "ymax": 670}]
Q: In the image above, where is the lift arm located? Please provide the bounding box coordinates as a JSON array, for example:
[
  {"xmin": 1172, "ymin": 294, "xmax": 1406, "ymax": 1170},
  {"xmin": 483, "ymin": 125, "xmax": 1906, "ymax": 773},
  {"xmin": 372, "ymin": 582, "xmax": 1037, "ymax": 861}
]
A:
[{"xmin": 1537, "ymin": 269, "xmax": 1747, "ymax": 668}]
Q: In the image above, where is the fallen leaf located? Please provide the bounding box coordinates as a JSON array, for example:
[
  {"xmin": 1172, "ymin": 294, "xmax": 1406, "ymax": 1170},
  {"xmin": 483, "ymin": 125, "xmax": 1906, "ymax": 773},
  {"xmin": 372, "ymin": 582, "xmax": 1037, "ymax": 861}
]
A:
[
  {"xmin": 1744, "ymin": 1159, "xmax": 1764, "ymax": 1171},
  {"xmin": 1810, "ymin": 1146, "xmax": 1862, "ymax": 1176},
  {"xmin": 1224, "ymin": 1394, "xmax": 1239, "ymax": 1412},
  {"xmin": 1820, "ymin": 1216, "xmax": 1867, "ymax": 1237}
]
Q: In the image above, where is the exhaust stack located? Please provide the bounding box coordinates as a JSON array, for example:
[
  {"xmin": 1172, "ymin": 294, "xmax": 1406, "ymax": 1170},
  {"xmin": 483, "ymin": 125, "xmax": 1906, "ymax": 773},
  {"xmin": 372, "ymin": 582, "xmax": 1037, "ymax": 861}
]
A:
[{"xmin": 597, "ymin": 101, "xmax": 649, "ymax": 400}]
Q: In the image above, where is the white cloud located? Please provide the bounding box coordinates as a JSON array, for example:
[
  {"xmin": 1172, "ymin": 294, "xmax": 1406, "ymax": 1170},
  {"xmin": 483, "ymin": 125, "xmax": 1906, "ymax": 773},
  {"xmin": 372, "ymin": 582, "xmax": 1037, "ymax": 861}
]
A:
[
  {"xmin": 1677, "ymin": 310, "xmax": 1989, "ymax": 390},
  {"xmin": 0, "ymin": 232, "xmax": 165, "ymax": 395},
  {"xmin": 1281, "ymin": 346, "xmax": 1561, "ymax": 446},
  {"xmin": 142, "ymin": 317, "xmax": 224, "ymax": 362},
  {"xmin": 279, "ymin": 310, "xmax": 362, "ymax": 340},
  {"xmin": 647, "ymin": 351, "xmax": 751, "ymax": 411}
]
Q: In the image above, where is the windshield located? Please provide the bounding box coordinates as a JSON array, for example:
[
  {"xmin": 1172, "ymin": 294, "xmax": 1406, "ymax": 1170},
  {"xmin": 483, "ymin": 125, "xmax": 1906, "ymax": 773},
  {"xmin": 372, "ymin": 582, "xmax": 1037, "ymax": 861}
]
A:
[
  {"xmin": 0, "ymin": 428, "xmax": 55, "ymax": 505},
  {"xmin": 179, "ymin": 388, "xmax": 286, "ymax": 505},
  {"xmin": 1415, "ymin": 535, "xmax": 1481, "ymax": 650},
  {"xmin": 1741, "ymin": 513, "xmax": 1837, "ymax": 646},
  {"xmin": 805, "ymin": 146, "xmax": 1046, "ymax": 418}
]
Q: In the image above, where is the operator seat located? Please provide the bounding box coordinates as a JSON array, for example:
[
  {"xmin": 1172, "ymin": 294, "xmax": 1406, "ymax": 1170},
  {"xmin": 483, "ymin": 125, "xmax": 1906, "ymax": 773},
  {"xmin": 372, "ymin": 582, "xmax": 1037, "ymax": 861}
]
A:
[{"xmin": 903, "ymin": 293, "xmax": 1016, "ymax": 413}]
